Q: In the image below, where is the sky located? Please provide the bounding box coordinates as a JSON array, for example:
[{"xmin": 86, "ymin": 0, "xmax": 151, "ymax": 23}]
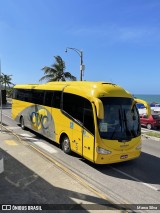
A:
[{"xmin": 0, "ymin": 0, "xmax": 160, "ymax": 94}]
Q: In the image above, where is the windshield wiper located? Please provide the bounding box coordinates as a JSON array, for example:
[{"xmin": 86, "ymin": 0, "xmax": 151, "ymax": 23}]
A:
[
  {"xmin": 123, "ymin": 109, "xmax": 133, "ymax": 138},
  {"xmin": 110, "ymin": 109, "xmax": 122, "ymax": 139}
]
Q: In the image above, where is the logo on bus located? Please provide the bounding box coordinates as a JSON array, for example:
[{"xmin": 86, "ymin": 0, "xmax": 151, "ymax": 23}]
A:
[{"xmin": 30, "ymin": 109, "xmax": 49, "ymax": 130}]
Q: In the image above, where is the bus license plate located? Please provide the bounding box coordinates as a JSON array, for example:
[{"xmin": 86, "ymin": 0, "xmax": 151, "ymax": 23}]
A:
[{"xmin": 120, "ymin": 154, "xmax": 128, "ymax": 159}]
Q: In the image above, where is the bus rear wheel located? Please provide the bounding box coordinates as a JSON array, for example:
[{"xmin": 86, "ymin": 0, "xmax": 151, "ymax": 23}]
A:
[
  {"xmin": 20, "ymin": 116, "xmax": 25, "ymax": 130},
  {"xmin": 61, "ymin": 136, "xmax": 71, "ymax": 154}
]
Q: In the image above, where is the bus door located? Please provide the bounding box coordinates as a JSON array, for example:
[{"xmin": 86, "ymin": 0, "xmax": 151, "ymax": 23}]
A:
[
  {"xmin": 71, "ymin": 114, "xmax": 94, "ymax": 162},
  {"xmin": 62, "ymin": 92, "xmax": 95, "ymax": 161},
  {"xmin": 82, "ymin": 108, "xmax": 95, "ymax": 162},
  {"xmin": 71, "ymin": 121, "xmax": 83, "ymax": 155}
]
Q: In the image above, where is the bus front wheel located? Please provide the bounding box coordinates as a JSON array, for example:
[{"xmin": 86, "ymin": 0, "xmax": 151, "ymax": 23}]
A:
[
  {"xmin": 61, "ymin": 136, "xmax": 71, "ymax": 154},
  {"xmin": 20, "ymin": 116, "xmax": 25, "ymax": 130}
]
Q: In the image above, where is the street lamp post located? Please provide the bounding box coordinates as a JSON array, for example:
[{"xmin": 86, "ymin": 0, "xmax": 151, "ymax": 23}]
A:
[{"xmin": 65, "ymin": 47, "xmax": 85, "ymax": 81}]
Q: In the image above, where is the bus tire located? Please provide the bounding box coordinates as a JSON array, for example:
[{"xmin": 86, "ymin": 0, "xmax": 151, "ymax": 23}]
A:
[
  {"xmin": 61, "ymin": 135, "xmax": 71, "ymax": 154},
  {"xmin": 20, "ymin": 116, "xmax": 25, "ymax": 130}
]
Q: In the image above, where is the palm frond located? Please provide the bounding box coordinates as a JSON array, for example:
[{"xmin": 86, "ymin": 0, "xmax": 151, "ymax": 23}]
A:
[
  {"xmin": 0, "ymin": 73, "xmax": 14, "ymax": 89},
  {"xmin": 40, "ymin": 55, "xmax": 76, "ymax": 82}
]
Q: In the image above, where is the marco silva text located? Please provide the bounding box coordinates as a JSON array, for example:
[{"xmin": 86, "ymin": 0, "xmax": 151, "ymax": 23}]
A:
[{"xmin": 136, "ymin": 205, "xmax": 158, "ymax": 210}]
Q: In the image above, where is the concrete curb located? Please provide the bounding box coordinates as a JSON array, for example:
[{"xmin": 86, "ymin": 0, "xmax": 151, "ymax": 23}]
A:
[{"xmin": 142, "ymin": 134, "xmax": 160, "ymax": 141}]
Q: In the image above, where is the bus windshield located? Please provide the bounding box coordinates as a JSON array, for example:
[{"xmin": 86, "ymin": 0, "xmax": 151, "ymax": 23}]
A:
[{"xmin": 98, "ymin": 97, "xmax": 140, "ymax": 141}]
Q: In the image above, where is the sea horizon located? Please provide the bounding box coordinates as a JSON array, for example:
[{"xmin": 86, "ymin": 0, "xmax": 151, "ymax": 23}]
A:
[{"xmin": 134, "ymin": 94, "xmax": 160, "ymax": 104}]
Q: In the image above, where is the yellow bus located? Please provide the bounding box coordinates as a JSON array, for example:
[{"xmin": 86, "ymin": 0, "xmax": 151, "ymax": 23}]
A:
[{"xmin": 12, "ymin": 81, "xmax": 150, "ymax": 164}]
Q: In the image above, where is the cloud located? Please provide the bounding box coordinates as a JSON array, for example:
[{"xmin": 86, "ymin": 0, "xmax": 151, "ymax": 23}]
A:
[
  {"xmin": 67, "ymin": 24, "xmax": 160, "ymax": 44},
  {"xmin": 116, "ymin": 27, "xmax": 155, "ymax": 41}
]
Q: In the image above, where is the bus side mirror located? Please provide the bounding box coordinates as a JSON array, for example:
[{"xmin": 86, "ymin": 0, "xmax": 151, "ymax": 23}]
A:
[
  {"xmin": 93, "ymin": 98, "xmax": 104, "ymax": 119},
  {"xmin": 134, "ymin": 98, "xmax": 151, "ymax": 117}
]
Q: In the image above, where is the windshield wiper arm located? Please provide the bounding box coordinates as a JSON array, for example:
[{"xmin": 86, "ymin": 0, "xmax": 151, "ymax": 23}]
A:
[
  {"xmin": 123, "ymin": 110, "xmax": 133, "ymax": 138},
  {"xmin": 110, "ymin": 109, "xmax": 122, "ymax": 139}
]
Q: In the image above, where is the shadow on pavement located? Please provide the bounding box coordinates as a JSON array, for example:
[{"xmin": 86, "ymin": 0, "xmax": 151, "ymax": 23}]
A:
[
  {"xmin": 83, "ymin": 152, "xmax": 160, "ymax": 186},
  {"xmin": 0, "ymin": 148, "xmax": 120, "ymax": 212}
]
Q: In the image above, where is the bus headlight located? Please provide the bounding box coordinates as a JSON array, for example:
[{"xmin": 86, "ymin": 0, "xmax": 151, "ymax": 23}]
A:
[
  {"xmin": 96, "ymin": 147, "xmax": 112, "ymax": 154},
  {"xmin": 136, "ymin": 144, "xmax": 142, "ymax": 150}
]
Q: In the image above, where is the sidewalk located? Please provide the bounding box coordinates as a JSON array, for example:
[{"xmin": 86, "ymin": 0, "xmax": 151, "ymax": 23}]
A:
[{"xmin": 0, "ymin": 128, "xmax": 123, "ymax": 212}]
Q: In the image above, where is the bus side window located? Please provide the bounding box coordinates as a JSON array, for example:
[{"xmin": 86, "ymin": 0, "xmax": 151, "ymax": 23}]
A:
[
  {"xmin": 83, "ymin": 108, "xmax": 94, "ymax": 134},
  {"xmin": 52, "ymin": 91, "xmax": 61, "ymax": 109},
  {"xmin": 17, "ymin": 89, "xmax": 25, "ymax": 101},
  {"xmin": 23, "ymin": 89, "xmax": 32, "ymax": 102},
  {"xmin": 44, "ymin": 91, "xmax": 53, "ymax": 107},
  {"xmin": 63, "ymin": 93, "xmax": 94, "ymax": 134},
  {"xmin": 63, "ymin": 93, "xmax": 83, "ymax": 123},
  {"xmin": 31, "ymin": 90, "xmax": 44, "ymax": 105},
  {"xmin": 13, "ymin": 89, "xmax": 18, "ymax": 99},
  {"xmin": 15, "ymin": 89, "xmax": 32, "ymax": 102}
]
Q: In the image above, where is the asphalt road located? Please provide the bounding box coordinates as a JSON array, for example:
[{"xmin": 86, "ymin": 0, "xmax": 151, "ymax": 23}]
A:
[{"xmin": 1, "ymin": 105, "xmax": 160, "ymax": 212}]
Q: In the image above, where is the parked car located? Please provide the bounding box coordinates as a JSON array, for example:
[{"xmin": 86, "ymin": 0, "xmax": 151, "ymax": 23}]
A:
[{"xmin": 140, "ymin": 114, "xmax": 160, "ymax": 130}]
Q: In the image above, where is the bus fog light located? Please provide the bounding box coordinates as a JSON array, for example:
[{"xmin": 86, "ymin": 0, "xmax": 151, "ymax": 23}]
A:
[
  {"xmin": 136, "ymin": 144, "xmax": 142, "ymax": 150},
  {"xmin": 96, "ymin": 147, "xmax": 111, "ymax": 154}
]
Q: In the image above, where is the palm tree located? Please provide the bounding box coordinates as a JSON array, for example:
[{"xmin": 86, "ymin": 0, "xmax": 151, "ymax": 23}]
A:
[
  {"xmin": 0, "ymin": 73, "xmax": 14, "ymax": 90},
  {"xmin": 39, "ymin": 56, "xmax": 76, "ymax": 82}
]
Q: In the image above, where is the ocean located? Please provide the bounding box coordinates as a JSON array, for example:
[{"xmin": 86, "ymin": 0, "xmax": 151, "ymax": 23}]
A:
[{"xmin": 134, "ymin": 94, "xmax": 160, "ymax": 104}]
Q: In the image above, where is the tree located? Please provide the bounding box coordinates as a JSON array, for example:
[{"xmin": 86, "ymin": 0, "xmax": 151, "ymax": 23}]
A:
[
  {"xmin": 39, "ymin": 56, "xmax": 76, "ymax": 82},
  {"xmin": 0, "ymin": 73, "xmax": 14, "ymax": 90}
]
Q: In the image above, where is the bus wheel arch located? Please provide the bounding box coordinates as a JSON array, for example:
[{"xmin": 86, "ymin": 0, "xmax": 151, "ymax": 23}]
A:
[
  {"xmin": 20, "ymin": 116, "xmax": 25, "ymax": 130},
  {"xmin": 60, "ymin": 133, "xmax": 71, "ymax": 155}
]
